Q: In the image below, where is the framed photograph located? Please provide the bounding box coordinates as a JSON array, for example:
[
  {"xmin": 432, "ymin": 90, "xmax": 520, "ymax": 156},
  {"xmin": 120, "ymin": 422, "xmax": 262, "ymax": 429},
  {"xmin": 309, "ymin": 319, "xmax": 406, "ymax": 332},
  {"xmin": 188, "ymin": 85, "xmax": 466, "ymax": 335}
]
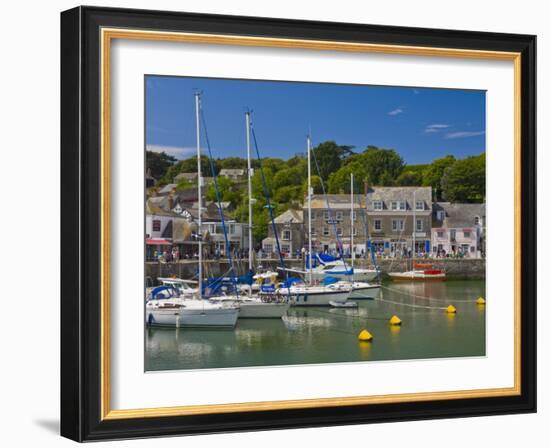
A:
[{"xmin": 61, "ymin": 6, "xmax": 536, "ymax": 441}]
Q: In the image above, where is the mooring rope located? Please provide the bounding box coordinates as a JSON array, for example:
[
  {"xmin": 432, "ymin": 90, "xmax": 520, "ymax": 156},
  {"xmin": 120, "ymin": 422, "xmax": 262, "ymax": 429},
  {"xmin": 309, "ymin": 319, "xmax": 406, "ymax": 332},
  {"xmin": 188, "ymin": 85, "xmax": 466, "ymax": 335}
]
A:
[{"xmin": 380, "ymin": 284, "xmax": 482, "ymax": 303}]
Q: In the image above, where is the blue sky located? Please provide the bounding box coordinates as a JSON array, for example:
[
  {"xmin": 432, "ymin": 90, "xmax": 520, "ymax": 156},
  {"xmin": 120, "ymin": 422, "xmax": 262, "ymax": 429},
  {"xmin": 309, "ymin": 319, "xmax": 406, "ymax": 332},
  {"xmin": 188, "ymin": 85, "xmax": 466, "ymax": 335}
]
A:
[{"xmin": 145, "ymin": 75, "xmax": 485, "ymax": 165}]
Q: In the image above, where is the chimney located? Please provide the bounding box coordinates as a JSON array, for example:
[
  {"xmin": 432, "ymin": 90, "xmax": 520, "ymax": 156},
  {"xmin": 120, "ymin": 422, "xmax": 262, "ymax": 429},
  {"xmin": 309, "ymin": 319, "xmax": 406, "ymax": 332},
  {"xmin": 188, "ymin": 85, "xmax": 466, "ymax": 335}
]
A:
[{"xmin": 168, "ymin": 193, "xmax": 174, "ymax": 210}]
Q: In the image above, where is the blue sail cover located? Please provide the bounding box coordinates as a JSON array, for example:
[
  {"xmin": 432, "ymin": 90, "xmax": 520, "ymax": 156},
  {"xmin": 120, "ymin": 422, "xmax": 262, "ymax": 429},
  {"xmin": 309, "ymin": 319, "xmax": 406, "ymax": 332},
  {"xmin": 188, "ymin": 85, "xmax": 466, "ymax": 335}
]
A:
[
  {"xmin": 305, "ymin": 254, "xmax": 318, "ymax": 269},
  {"xmin": 321, "ymin": 276, "xmax": 339, "ymax": 285},
  {"xmin": 151, "ymin": 286, "xmax": 175, "ymax": 299},
  {"xmin": 318, "ymin": 253, "xmax": 340, "ymax": 263},
  {"xmin": 282, "ymin": 277, "xmax": 303, "ymax": 288}
]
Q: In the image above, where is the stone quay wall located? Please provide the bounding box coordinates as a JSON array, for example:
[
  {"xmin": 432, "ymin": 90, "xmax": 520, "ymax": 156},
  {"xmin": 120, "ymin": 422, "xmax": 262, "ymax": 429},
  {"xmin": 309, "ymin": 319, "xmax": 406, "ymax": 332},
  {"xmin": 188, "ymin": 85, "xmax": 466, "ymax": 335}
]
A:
[{"xmin": 145, "ymin": 257, "xmax": 485, "ymax": 281}]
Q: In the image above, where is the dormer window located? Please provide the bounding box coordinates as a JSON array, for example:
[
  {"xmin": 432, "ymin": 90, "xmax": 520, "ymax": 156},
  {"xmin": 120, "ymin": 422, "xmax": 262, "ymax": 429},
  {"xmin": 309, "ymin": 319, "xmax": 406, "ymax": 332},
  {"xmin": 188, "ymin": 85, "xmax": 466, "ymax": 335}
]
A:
[
  {"xmin": 391, "ymin": 201, "xmax": 406, "ymax": 211},
  {"xmin": 373, "ymin": 200, "xmax": 383, "ymax": 210},
  {"xmin": 415, "ymin": 201, "xmax": 424, "ymax": 210}
]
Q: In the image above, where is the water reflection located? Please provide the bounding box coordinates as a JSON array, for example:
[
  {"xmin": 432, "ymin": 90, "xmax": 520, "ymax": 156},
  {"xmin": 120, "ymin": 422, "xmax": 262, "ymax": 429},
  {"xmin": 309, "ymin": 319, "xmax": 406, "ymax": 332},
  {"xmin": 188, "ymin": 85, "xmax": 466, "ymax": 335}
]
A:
[{"xmin": 145, "ymin": 280, "xmax": 486, "ymax": 371}]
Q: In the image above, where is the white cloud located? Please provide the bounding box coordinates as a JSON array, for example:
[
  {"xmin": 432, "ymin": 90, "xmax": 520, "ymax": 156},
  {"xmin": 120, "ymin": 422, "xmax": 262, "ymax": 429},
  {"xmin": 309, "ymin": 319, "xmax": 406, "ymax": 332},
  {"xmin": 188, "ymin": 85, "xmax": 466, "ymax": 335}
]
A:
[
  {"xmin": 444, "ymin": 131, "xmax": 485, "ymax": 140},
  {"xmin": 146, "ymin": 144, "xmax": 196, "ymax": 159},
  {"xmin": 424, "ymin": 123, "xmax": 451, "ymax": 133},
  {"xmin": 388, "ymin": 107, "xmax": 404, "ymax": 116}
]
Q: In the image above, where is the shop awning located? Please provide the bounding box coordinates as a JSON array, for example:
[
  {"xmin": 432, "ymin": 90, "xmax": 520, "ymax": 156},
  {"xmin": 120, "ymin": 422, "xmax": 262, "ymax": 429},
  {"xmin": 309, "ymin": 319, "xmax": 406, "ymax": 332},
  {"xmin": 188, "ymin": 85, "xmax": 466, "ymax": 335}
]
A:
[{"xmin": 146, "ymin": 238, "xmax": 172, "ymax": 246}]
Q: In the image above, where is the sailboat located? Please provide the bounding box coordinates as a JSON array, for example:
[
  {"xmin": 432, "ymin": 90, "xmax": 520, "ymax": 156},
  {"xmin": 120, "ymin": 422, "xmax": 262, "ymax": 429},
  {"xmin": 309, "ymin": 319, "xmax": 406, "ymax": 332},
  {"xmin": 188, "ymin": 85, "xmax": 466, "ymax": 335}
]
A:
[
  {"xmin": 145, "ymin": 92, "xmax": 239, "ymax": 328},
  {"xmin": 347, "ymin": 172, "xmax": 381, "ymax": 299},
  {"xmin": 271, "ymin": 135, "xmax": 351, "ymax": 306},
  {"xmin": 205, "ymin": 111, "xmax": 290, "ymax": 318},
  {"xmin": 388, "ymin": 189, "xmax": 446, "ymax": 282},
  {"xmin": 302, "ymin": 149, "xmax": 378, "ymax": 283}
]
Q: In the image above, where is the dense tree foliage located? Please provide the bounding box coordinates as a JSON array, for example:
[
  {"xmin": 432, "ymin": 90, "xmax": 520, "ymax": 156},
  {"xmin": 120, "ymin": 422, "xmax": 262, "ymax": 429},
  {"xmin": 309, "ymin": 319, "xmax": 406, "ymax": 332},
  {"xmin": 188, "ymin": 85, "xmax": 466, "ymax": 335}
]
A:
[
  {"xmin": 147, "ymin": 142, "xmax": 485, "ymax": 241},
  {"xmin": 146, "ymin": 150, "xmax": 177, "ymax": 180},
  {"xmin": 422, "ymin": 155, "xmax": 456, "ymax": 200},
  {"xmin": 440, "ymin": 153, "xmax": 485, "ymax": 202},
  {"xmin": 312, "ymin": 141, "xmax": 354, "ymax": 180}
]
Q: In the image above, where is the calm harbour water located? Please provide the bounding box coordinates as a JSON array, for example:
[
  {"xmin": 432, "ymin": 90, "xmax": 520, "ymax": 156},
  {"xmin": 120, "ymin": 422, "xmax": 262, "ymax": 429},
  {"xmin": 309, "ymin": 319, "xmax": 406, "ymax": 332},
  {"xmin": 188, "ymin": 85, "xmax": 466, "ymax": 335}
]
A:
[{"xmin": 145, "ymin": 280, "xmax": 486, "ymax": 371}]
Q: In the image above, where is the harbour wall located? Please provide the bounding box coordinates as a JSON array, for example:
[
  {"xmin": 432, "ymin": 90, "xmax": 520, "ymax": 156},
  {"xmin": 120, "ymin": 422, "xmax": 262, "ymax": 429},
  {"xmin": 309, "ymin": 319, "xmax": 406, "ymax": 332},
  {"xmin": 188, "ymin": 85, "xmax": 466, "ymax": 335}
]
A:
[{"xmin": 145, "ymin": 258, "xmax": 485, "ymax": 281}]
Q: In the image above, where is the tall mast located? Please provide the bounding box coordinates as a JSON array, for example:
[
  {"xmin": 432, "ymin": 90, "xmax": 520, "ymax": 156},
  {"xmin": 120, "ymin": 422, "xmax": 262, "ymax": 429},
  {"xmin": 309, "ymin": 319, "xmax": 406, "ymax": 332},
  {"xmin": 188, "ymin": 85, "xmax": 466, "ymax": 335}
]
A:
[
  {"xmin": 194, "ymin": 92, "xmax": 202, "ymax": 298},
  {"xmin": 350, "ymin": 173, "xmax": 355, "ymax": 271},
  {"xmin": 307, "ymin": 135, "xmax": 313, "ymax": 285},
  {"xmin": 246, "ymin": 112, "xmax": 253, "ymax": 271},
  {"xmin": 412, "ymin": 190, "xmax": 416, "ymax": 267}
]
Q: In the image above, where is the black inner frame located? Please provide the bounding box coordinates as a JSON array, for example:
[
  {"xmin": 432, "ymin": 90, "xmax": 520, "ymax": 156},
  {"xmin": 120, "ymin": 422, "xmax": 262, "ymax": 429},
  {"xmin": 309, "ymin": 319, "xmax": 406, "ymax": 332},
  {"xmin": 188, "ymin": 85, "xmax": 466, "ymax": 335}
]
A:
[{"xmin": 61, "ymin": 6, "xmax": 536, "ymax": 442}]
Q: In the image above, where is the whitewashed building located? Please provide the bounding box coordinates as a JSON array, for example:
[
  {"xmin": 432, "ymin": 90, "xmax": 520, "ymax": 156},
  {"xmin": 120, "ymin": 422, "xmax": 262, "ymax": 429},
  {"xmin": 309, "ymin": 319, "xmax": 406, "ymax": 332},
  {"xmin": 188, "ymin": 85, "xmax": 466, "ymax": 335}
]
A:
[{"xmin": 431, "ymin": 202, "xmax": 485, "ymax": 258}]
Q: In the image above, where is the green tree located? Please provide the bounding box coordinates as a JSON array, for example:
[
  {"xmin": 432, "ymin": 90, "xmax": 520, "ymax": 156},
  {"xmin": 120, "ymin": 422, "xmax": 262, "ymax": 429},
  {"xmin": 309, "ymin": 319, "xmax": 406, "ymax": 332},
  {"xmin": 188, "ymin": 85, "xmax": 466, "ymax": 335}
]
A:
[
  {"xmin": 361, "ymin": 146, "xmax": 405, "ymax": 185},
  {"xmin": 395, "ymin": 170, "xmax": 423, "ymax": 186},
  {"xmin": 422, "ymin": 155, "xmax": 456, "ymax": 200},
  {"xmin": 441, "ymin": 153, "xmax": 485, "ymax": 202},
  {"xmin": 146, "ymin": 150, "xmax": 177, "ymax": 179},
  {"xmin": 217, "ymin": 157, "xmax": 248, "ymax": 169},
  {"xmin": 206, "ymin": 176, "xmax": 242, "ymax": 205},
  {"xmin": 327, "ymin": 161, "xmax": 369, "ymax": 193},
  {"xmin": 312, "ymin": 141, "xmax": 354, "ymax": 180},
  {"xmin": 175, "ymin": 178, "xmax": 196, "ymax": 191}
]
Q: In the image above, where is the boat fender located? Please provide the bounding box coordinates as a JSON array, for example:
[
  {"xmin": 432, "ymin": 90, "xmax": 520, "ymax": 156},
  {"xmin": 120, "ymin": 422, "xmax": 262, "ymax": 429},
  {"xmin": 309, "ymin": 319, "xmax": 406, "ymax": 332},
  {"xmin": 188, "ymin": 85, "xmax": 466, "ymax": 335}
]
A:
[
  {"xmin": 476, "ymin": 297, "xmax": 486, "ymax": 305},
  {"xmin": 446, "ymin": 305, "xmax": 457, "ymax": 314}
]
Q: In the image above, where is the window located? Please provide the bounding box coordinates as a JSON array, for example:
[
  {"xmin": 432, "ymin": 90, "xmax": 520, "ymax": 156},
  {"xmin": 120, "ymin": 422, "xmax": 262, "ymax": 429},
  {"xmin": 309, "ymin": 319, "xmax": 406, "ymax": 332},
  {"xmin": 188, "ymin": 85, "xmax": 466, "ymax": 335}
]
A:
[
  {"xmin": 337, "ymin": 228, "xmax": 343, "ymax": 236},
  {"xmin": 228, "ymin": 224, "xmax": 235, "ymax": 235},
  {"xmin": 437, "ymin": 231, "xmax": 444, "ymax": 238},
  {"xmin": 463, "ymin": 231, "xmax": 471, "ymax": 238},
  {"xmin": 392, "ymin": 219, "xmax": 404, "ymax": 231},
  {"xmin": 474, "ymin": 216, "xmax": 480, "ymax": 225},
  {"xmin": 351, "ymin": 210, "xmax": 357, "ymax": 221},
  {"xmin": 323, "ymin": 211, "xmax": 329, "ymax": 221},
  {"xmin": 263, "ymin": 244, "xmax": 273, "ymax": 253},
  {"xmin": 282, "ymin": 230, "xmax": 291, "ymax": 241},
  {"xmin": 311, "ymin": 227, "xmax": 317, "ymax": 236},
  {"xmin": 310, "ymin": 211, "xmax": 315, "ymax": 220},
  {"xmin": 391, "ymin": 201, "xmax": 406, "ymax": 211},
  {"xmin": 152, "ymin": 220, "xmax": 161, "ymax": 232},
  {"xmin": 323, "ymin": 227, "xmax": 329, "ymax": 236},
  {"xmin": 352, "ymin": 227, "xmax": 357, "ymax": 236},
  {"xmin": 281, "ymin": 244, "xmax": 290, "ymax": 253},
  {"xmin": 437, "ymin": 210, "xmax": 445, "ymax": 221},
  {"xmin": 335, "ymin": 211, "xmax": 343, "ymax": 222},
  {"xmin": 416, "ymin": 219, "xmax": 423, "ymax": 231},
  {"xmin": 373, "ymin": 201, "xmax": 383, "ymax": 210},
  {"xmin": 374, "ymin": 219, "xmax": 382, "ymax": 231},
  {"xmin": 470, "ymin": 246, "xmax": 476, "ymax": 253},
  {"xmin": 415, "ymin": 201, "xmax": 424, "ymax": 210}
]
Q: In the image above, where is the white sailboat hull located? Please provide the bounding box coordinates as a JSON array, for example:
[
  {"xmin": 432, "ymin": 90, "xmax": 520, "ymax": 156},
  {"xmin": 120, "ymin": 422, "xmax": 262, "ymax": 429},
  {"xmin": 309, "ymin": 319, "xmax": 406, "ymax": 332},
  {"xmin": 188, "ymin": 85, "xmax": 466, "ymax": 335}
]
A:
[
  {"xmin": 239, "ymin": 302, "xmax": 290, "ymax": 318},
  {"xmin": 311, "ymin": 269, "xmax": 378, "ymax": 282},
  {"xmin": 349, "ymin": 283, "xmax": 381, "ymax": 299},
  {"xmin": 277, "ymin": 287, "xmax": 351, "ymax": 306},
  {"xmin": 145, "ymin": 307, "xmax": 239, "ymax": 328},
  {"xmin": 208, "ymin": 295, "xmax": 290, "ymax": 319}
]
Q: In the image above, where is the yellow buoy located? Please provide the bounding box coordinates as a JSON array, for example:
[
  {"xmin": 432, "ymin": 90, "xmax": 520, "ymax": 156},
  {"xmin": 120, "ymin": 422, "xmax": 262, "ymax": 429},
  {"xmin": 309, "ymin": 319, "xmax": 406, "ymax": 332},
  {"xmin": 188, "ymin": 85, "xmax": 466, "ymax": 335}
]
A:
[
  {"xmin": 476, "ymin": 297, "xmax": 486, "ymax": 305},
  {"xmin": 446, "ymin": 304, "xmax": 457, "ymax": 314},
  {"xmin": 389, "ymin": 315, "xmax": 402, "ymax": 326},
  {"xmin": 358, "ymin": 329, "xmax": 373, "ymax": 342}
]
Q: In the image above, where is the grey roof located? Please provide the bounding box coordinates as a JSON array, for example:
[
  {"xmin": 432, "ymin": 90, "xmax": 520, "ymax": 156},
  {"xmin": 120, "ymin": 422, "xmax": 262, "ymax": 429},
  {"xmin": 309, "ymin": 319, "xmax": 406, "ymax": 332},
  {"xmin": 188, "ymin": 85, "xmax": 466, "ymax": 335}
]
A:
[
  {"xmin": 174, "ymin": 172, "xmax": 198, "ymax": 182},
  {"xmin": 146, "ymin": 196, "xmax": 172, "ymax": 214},
  {"xmin": 433, "ymin": 202, "xmax": 485, "ymax": 228},
  {"xmin": 219, "ymin": 168, "xmax": 245, "ymax": 176},
  {"xmin": 157, "ymin": 183, "xmax": 177, "ymax": 195},
  {"xmin": 274, "ymin": 209, "xmax": 304, "ymax": 224},
  {"xmin": 366, "ymin": 186, "xmax": 432, "ymax": 209},
  {"xmin": 309, "ymin": 194, "xmax": 366, "ymax": 209}
]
